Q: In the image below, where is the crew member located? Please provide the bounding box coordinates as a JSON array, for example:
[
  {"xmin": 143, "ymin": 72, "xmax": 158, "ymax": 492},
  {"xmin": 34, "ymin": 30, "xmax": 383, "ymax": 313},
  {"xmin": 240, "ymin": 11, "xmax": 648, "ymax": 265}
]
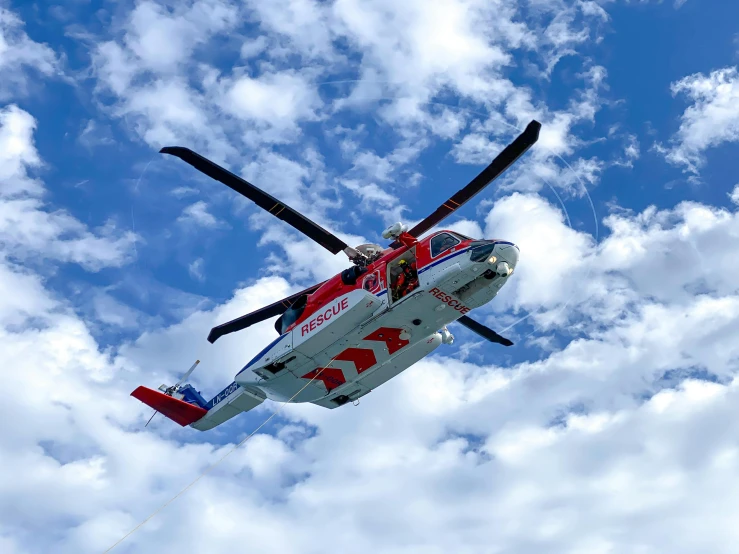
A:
[{"xmin": 394, "ymin": 259, "xmax": 418, "ymax": 299}]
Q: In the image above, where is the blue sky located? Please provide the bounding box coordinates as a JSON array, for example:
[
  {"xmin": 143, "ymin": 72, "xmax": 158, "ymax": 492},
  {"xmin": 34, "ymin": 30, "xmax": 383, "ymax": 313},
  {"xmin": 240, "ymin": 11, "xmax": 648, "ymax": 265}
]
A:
[{"xmin": 2, "ymin": 0, "xmax": 739, "ymax": 552}]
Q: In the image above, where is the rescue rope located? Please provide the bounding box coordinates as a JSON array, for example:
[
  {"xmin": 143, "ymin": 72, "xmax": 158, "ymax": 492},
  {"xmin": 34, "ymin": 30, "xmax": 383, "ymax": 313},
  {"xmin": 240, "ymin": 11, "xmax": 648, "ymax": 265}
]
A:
[{"xmin": 103, "ymin": 361, "xmax": 337, "ymax": 553}]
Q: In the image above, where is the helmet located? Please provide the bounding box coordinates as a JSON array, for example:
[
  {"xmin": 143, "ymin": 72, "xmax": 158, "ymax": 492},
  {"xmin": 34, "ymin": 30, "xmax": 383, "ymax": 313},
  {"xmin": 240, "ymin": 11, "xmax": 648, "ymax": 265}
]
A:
[{"xmin": 399, "ymin": 259, "xmax": 408, "ymax": 266}]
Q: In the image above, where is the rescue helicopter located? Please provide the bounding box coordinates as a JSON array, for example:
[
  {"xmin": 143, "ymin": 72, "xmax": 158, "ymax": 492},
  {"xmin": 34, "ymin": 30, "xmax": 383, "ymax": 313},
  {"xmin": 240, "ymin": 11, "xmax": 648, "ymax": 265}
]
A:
[{"xmin": 131, "ymin": 120, "xmax": 541, "ymax": 431}]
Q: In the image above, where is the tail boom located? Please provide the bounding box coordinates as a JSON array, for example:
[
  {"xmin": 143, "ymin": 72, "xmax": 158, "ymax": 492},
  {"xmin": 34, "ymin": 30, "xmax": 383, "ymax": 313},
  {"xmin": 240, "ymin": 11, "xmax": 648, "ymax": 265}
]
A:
[{"xmin": 131, "ymin": 381, "xmax": 266, "ymax": 431}]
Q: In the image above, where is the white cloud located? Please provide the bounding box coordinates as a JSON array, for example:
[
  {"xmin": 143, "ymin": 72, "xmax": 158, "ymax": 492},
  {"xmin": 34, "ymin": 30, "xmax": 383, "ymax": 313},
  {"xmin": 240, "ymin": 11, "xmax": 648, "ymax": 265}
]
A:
[
  {"xmin": 123, "ymin": 0, "xmax": 239, "ymax": 73},
  {"xmin": 730, "ymin": 184, "xmax": 739, "ymax": 205},
  {"xmin": 259, "ymin": 225, "xmax": 364, "ymax": 282},
  {"xmin": 333, "ymin": 0, "xmax": 527, "ymax": 100},
  {"xmin": 92, "ymin": 1, "xmax": 241, "ymax": 156},
  {"xmin": 540, "ymin": 10, "xmax": 591, "ymax": 75},
  {"xmin": 339, "ymin": 178, "xmax": 406, "ymax": 224},
  {"xmin": 77, "ymin": 119, "xmax": 115, "ymax": 149},
  {"xmin": 350, "ymin": 151, "xmax": 396, "ymax": 182},
  {"xmin": 116, "ymin": 77, "xmax": 215, "ymax": 148},
  {"xmin": 0, "ymin": 199, "xmax": 138, "ymax": 270},
  {"xmin": 218, "ymin": 71, "xmax": 322, "ymax": 145},
  {"xmin": 452, "ymin": 134, "xmax": 506, "ymax": 164},
  {"xmin": 0, "ymin": 5, "xmax": 59, "ymax": 100},
  {"xmin": 449, "ymin": 66, "xmax": 608, "ymax": 199},
  {"xmin": 478, "ymin": 187, "xmax": 739, "ymax": 337},
  {"xmin": 484, "ymin": 192, "xmax": 594, "ymax": 311},
  {"xmin": 618, "ymin": 133, "xmax": 640, "ymax": 167},
  {"xmin": 88, "ymin": 288, "xmax": 149, "ymax": 330},
  {"xmin": 340, "ymin": 179, "xmax": 395, "ymax": 206},
  {"xmin": 661, "ymin": 66, "xmax": 739, "ymax": 177},
  {"xmin": 0, "ymin": 105, "xmax": 137, "ymax": 271},
  {"xmin": 243, "ymin": 0, "xmax": 335, "ymax": 60},
  {"xmin": 0, "ymin": 260, "xmax": 57, "ymax": 328},
  {"xmin": 177, "ymin": 200, "xmax": 224, "ymax": 228},
  {"xmin": 188, "ymin": 257, "xmax": 205, "ymax": 281},
  {"xmin": 0, "ymin": 104, "xmax": 43, "ymax": 197},
  {"xmin": 239, "ymin": 36, "xmax": 267, "ymax": 59},
  {"xmin": 170, "ymin": 186, "xmax": 199, "ymax": 198}
]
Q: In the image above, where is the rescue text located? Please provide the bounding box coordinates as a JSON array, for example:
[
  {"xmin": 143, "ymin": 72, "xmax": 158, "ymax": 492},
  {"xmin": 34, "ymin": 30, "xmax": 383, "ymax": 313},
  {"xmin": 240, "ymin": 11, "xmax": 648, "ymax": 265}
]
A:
[
  {"xmin": 428, "ymin": 287, "xmax": 471, "ymax": 314},
  {"xmin": 301, "ymin": 297, "xmax": 350, "ymax": 336}
]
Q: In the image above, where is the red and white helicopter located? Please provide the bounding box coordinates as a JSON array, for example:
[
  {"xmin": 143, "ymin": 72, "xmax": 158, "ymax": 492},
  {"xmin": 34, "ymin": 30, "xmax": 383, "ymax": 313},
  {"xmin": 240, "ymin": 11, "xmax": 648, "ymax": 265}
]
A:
[{"xmin": 131, "ymin": 120, "xmax": 541, "ymax": 431}]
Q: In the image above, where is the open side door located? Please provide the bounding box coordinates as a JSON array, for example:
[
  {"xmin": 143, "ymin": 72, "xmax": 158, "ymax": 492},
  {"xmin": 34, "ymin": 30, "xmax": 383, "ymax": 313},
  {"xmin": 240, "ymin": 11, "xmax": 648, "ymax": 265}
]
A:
[{"xmin": 387, "ymin": 247, "xmax": 419, "ymax": 306}]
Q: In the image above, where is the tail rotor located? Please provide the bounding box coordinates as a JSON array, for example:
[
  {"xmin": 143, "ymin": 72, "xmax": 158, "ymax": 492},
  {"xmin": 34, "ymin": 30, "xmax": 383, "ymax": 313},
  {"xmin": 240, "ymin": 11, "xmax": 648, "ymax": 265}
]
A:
[{"xmin": 145, "ymin": 359, "xmax": 200, "ymax": 427}]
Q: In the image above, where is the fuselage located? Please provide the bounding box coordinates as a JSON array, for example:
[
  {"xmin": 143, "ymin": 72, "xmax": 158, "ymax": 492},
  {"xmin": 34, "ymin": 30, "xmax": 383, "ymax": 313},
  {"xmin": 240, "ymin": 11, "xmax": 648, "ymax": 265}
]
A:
[{"xmin": 191, "ymin": 231, "xmax": 519, "ymax": 430}]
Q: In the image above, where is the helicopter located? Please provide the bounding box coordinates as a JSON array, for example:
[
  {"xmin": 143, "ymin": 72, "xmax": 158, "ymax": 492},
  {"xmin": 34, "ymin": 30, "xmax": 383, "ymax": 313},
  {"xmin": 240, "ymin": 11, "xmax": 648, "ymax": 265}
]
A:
[{"xmin": 131, "ymin": 120, "xmax": 541, "ymax": 431}]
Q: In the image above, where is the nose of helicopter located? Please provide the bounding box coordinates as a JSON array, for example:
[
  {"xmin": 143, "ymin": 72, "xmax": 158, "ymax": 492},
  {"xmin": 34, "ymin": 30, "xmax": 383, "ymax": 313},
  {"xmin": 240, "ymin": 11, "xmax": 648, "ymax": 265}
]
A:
[
  {"xmin": 493, "ymin": 241, "xmax": 519, "ymax": 270},
  {"xmin": 469, "ymin": 240, "xmax": 520, "ymax": 276}
]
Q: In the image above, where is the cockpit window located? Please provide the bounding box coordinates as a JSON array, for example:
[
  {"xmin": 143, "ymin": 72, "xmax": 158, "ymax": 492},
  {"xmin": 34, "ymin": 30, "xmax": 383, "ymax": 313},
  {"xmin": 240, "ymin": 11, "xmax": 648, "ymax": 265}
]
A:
[
  {"xmin": 341, "ymin": 265, "xmax": 368, "ymax": 286},
  {"xmin": 430, "ymin": 232, "xmax": 461, "ymax": 257},
  {"xmin": 276, "ymin": 295, "xmax": 308, "ymax": 334}
]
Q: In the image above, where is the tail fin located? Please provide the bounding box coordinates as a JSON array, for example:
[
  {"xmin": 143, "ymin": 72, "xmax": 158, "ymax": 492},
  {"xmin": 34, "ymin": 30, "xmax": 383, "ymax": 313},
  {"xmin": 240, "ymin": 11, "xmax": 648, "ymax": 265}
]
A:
[{"xmin": 131, "ymin": 386, "xmax": 208, "ymax": 427}]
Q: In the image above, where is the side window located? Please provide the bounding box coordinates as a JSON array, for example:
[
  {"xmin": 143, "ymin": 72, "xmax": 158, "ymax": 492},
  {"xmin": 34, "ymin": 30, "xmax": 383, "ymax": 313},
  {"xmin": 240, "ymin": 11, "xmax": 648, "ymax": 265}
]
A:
[
  {"xmin": 362, "ymin": 271, "xmax": 380, "ymax": 293},
  {"xmin": 430, "ymin": 232, "xmax": 460, "ymax": 258}
]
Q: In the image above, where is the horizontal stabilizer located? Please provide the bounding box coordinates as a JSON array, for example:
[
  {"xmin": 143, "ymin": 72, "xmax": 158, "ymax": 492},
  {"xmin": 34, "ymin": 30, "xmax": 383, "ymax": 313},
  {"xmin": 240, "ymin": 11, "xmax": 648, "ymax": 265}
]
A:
[{"xmin": 131, "ymin": 386, "xmax": 208, "ymax": 427}]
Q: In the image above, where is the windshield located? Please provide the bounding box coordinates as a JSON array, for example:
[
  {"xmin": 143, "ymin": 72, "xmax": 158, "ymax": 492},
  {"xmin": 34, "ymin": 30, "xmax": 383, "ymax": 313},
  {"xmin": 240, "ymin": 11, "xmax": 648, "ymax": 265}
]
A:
[{"xmin": 277, "ymin": 295, "xmax": 308, "ymax": 334}]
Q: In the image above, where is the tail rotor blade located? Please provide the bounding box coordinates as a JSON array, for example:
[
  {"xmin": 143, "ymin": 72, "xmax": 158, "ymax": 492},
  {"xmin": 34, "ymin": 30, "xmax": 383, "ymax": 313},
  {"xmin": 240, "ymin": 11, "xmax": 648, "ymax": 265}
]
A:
[{"xmin": 174, "ymin": 359, "xmax": 200, "ymax": 388}]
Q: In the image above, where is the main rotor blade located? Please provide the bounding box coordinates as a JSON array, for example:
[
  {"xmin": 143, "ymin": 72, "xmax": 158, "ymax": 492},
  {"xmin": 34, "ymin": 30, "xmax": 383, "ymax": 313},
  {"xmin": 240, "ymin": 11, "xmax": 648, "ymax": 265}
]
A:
[
  {"xmin": 457, "ymin": 315, "xmax": 513, "ymax": 346},
  {"xmin": 207, "ymin": 281, "xmax": 325, "ymax": 343},
  {"xmin": 398, "ymin": 120, "xmax": 541, "ymax": 244},
  {"xmin": 161, "ymin": 147, "xmax": 352, "ymax": 257}
]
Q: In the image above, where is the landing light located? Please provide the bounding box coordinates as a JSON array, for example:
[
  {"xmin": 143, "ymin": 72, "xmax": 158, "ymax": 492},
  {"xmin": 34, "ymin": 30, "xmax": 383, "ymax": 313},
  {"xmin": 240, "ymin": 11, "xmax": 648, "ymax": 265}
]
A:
[{"xmin": 489, "ymin": 256, "xmax": 497, "ymax": 264}]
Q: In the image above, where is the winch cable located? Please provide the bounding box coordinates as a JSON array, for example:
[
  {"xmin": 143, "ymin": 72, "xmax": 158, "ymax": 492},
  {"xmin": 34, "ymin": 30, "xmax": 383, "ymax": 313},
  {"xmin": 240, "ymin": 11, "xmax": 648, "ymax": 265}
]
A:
[{"xmin": 103, "ymin": 359, "xmax": 340, "ymax": 553}]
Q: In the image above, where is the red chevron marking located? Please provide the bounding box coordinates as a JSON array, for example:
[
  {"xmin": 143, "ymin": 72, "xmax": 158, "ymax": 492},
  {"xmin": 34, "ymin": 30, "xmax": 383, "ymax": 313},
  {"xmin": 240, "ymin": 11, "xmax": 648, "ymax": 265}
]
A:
[
  {"xmin": 302, "ymin": 367, "xmax": 346, "ymax": 392},
  {"xmin": 363, "ymin": 327, "xmax": 409, "ymax": 355},
  {"xmin": 335, "ymin": 347, "xmax": 377, "ymax": 374}
]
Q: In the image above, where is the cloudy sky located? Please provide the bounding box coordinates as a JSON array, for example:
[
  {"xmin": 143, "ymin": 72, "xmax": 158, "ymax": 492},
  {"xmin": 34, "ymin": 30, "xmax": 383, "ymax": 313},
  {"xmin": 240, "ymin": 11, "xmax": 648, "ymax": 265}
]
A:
[{"xmin": 2, "ymin": 0, "xmax": 739, "ymax": 552}]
